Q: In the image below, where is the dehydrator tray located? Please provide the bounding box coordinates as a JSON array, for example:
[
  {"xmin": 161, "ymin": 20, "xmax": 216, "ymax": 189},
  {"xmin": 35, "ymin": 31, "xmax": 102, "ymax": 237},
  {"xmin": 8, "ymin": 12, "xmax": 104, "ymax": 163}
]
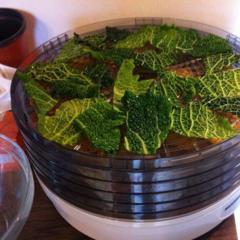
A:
[{"xmin": 11, "ymin": 17, "xmax": 240, "ymax": 220}]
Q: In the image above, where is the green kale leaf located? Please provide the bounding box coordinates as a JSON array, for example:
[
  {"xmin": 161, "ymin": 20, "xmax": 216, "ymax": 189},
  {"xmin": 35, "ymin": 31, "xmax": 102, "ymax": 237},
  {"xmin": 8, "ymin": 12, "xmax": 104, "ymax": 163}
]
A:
[
  {"xmin": 135, "ymin": 50, "xmax": 175, "ymax": 72},
  {"xmin": 75, "ymin": 101, "xmax": 125, "ymax": 153},
  {"xmin": 157, "ymin": 71, "xmax": 197, "ymax": 106},
  {"xmin": 26, "ymin": 63, "xmax": 93, "ymax": 84},
  {"xmin": 55, "ymin": 38, "xmax": 96, "ymax": 63},
  {"xmin": 122, "ymin": 91, "xmax": 172, "ymax": 155},
  {"xmin": 24, "ymin": 81, "xmax": 57, "ymax": 115},
  {"xmin": 52, "ymin": 79, "xmax": 99, "ymax": 99},
  {"xmin": 28, "ymin": 62, "xmax": 101, "ymax": 99},
  {"xmin": 198, "ymin": 69, "xmax": 240, "ymax": 98},
  {"xmin": 152, "ymin": 25, "xmax": 200, "ymax": 54},
  {"xmin": 113, "ymin": 59, "xmax": 154, "ymax": 106},
  {"xmin": 105, "ymin": 26, "xmax": 130, "ymax": 43},
  {"xmin": 78, "ymin": 29, "xmax": 130, "ymax": 49},
  {"xmin": 171, "ymin": 102, "xmax": 236, "ymax": 139},
  {"xmin": 115, "ymin": 25, "xmax": 156, "ymax": 49},
  {"xmin": 115, "ymin": 25, "xmax": 199, "ymax": 55},
  {"xmin": 202, "ymin": 97, "xmax": 240, "ymax": 116},
  {"xmin": 203, "ymin": 53, "xmax": 240, "ymax": 75},
  {"xmin": 38, "ymin": 98, "xmax": 94, "ymax": 145},
  {"xmin": 56, "ymin": 34, "xmax": 130, "ymax": 65},
  {"xmin": 83, "ymin": 63, "xmax": 114, "ymax": 88},
  {"xmin": 191, "ymin": 34, "xmax": 232, "ymax": 58},
  {"xmin": 102, "ymin": 48, "xmax": 133, "ymax": 65},
  {"xmin": 83, "ymin": 33, "xmax": 106, "ymax": 49}
]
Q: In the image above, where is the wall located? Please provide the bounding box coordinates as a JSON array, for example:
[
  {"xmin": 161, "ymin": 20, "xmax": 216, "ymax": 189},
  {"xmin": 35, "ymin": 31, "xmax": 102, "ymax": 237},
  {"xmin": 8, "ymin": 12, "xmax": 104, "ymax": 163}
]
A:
[{"xmin": 1, "ymin": 0, "xmax": 240, "ymax": 52}]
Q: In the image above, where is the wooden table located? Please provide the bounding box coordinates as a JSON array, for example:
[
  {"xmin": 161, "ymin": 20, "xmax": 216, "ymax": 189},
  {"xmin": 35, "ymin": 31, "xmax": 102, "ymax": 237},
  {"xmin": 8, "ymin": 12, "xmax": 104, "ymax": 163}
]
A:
[{"xmin": 0, "ymin": 112, "xmax": 238, "ymax": 240}]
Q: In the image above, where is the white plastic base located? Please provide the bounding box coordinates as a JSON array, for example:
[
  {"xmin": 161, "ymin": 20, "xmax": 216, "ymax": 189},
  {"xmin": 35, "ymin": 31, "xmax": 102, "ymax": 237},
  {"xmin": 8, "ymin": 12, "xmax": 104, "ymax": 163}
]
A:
[{"xmin": 38, "ymin": 177, "xmax": 240, "ymax": 240}]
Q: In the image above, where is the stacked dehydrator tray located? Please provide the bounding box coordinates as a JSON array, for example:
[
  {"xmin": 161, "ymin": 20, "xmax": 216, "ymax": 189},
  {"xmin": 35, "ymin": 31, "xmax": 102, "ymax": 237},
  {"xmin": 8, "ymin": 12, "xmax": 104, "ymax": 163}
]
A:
[{"xmin": 11, "ymin": 18, "xmax": 240, "ymax": 240}]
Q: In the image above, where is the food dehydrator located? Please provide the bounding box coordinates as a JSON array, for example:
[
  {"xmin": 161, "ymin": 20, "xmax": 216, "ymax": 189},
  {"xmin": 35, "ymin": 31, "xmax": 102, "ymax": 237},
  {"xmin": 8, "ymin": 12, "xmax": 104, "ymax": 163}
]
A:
[{"xmin": 11, "ymin": 18, "xmax": 240, "ymax": 240}]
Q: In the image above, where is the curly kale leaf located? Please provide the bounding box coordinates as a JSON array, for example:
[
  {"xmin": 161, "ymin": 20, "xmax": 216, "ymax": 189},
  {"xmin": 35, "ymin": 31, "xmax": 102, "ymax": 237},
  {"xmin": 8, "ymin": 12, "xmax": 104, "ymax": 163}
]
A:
[
  {"xmin": 75, "ymin": 101, "xmax": 125, "ymax": 153},
  {"xmin": 105, "ymin": 26, "xmax": 130, "ymax": 43},
  {"xmin": 115, "ymin": 25, "xmax": 199, "ymax": 55},
  {"xmin": 75, "ymin": 28, "xmax": 130, "ymax": 49},
  {"xmin": 83, "ymin": 33, "xmax": 106, "ymax": 49},
  {"xmin": 55, "ymin": 33, "xmax": 107, "ymax": 62},
  {"xmin": 135, "ymin": 50, "xmax": 176, "ymax": 72},
  {"xmin": 27, "ymin": 61, "xmax": 101, "ymax": 98},
  {"xmin": 113, "ymin": 59, "xmax": 154, "ymax": 106},
  {"xmin": 157, "ymin": 72, "xmax": 196, "ymax": 105},
  {"xmin": 174, "ymin": 28, "xmax": 200, "ymax": 53},
  {"xmin": 203, "ymin": 53, "xmax": 240, "ymax": 75},
  {"xmin": 117, "ymin": 26, "xmax": 230, "ymax": 58},
  {"xmin": 171, "ymin": 102, "xmax": 236, "ymax": 139},
  {"xmin": 52, "ymin": 79, "xmax": 99, "ymax": 99},
  {"xmin": 23, "ymin": 81, "xmax": 57, "ymax": 115},
  {"xmin": 17, "ymin": 71, "xmax": 57, "ymax": 115},
  {"xmin": 26, "ymin": 63, "xmax": 92, "ymax": 84},
  {"xmin": 202, "ymin": 97, "xmax": 240, "ymax": 116},
  {"xmin": 198, "ymin": 69, "xmax": 240, "ymax": 98},
  {"xmin": 191, "ymin": 34, "xmax": 232, "ymax": 58},
  {"xmin": 102, "ymin": 48, "xmax": 133, "ymax": 65},
  {"xmin": 55, "ymin": 38, "xmax": 96, "ymax": 63},
  {"xmin": 38, "ymin": 99, "xmax": 94, "ymax": 145},
  {"xmin": 152, "ymin": 25, "xmax": 200, "ymax": 54},
  {"xmin": 122, "ymin": 91, "xmax": 172, "ymax": 155},
  {"xmin": 83, "ymin": 63, "xmax": 114, "ymax": 88},
  {"xmin": 115, "ymin": 25, "xmax": 156, "ymax": 49},
  {"xmin": 55, "ymin": 33, "xmax": 131, "ymax": 65}
]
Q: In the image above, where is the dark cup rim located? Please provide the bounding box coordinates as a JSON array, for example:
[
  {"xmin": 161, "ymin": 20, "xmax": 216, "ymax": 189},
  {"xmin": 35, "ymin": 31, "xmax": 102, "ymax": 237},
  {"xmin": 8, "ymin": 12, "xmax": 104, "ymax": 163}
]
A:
[{"xmin": 0, "ymin": 8, "xmax": 26, "ymax": 47}]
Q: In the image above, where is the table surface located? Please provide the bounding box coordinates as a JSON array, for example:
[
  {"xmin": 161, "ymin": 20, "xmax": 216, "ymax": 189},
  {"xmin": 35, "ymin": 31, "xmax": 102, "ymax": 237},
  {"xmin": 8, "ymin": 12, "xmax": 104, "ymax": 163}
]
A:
[{"xmin": 0, "ymin": 112, "xmax": 238, "ymax": 240}]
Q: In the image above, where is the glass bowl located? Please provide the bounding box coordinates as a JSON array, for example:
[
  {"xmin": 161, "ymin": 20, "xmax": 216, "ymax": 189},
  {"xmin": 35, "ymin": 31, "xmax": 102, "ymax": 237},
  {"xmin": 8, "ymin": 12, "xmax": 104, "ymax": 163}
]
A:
[
  {"xmin": 0, "ymin": 134, "xmax": 34, "ymax": 240},
  {"xmin": 11, "ymin": 17, "xmax": 240, "ymax": 220}
]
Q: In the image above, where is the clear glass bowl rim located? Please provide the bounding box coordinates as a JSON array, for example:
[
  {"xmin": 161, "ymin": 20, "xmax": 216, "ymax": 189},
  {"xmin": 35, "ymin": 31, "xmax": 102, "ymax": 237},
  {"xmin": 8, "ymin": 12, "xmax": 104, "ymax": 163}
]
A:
[{"xmin": 0, "ymin": 134, "xmax": 34, "ymax": 240}]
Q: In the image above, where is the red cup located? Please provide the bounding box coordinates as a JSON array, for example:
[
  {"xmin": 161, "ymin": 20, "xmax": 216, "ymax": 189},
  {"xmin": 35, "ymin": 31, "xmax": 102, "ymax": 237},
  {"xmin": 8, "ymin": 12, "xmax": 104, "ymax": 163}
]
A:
[{"xmin": 0, "ymin": 8, "xmax": 26, "ymax": 67}]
